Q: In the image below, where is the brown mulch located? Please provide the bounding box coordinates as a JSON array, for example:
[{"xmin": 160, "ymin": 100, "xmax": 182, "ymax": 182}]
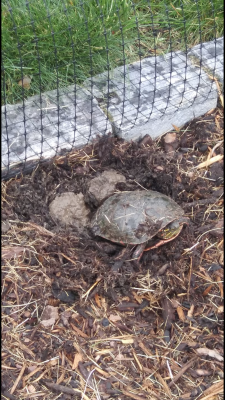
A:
[{"xmin": 1, "ymin": 104, "xmax": 224, "ymax": 400}]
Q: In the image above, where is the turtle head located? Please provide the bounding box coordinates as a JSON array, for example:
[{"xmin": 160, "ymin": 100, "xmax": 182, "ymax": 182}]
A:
[{"xmin": 157, "ymin": 217, "xmax": 189, "ymax": 240}]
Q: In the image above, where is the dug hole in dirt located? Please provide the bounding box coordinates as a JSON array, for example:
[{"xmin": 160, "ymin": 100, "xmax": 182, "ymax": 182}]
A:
[{"xmin": 2, "ymin": 105, "xmax": 224, "ymax": 400}]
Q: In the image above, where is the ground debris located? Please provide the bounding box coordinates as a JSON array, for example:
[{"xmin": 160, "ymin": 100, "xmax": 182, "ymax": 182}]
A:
[{"xmin": 1, "ymin": 106, "xmax": 224, "ymax": 399}]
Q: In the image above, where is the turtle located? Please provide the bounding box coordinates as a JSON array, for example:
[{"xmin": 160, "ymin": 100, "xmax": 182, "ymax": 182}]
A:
[{"xmin": 91, "ymin": 190, "xmax": 188, "ymax": 262}]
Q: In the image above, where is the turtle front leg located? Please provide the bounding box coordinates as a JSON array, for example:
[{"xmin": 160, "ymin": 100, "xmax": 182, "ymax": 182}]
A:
[{"xmin": 144, "ymin": 228, "xmax": 183, "ymax": 252}]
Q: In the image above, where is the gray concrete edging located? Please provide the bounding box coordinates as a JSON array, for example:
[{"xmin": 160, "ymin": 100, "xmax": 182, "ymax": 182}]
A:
[{"xmin": 1, "ymin": 37, "xmax": 223, "ymax": 177}]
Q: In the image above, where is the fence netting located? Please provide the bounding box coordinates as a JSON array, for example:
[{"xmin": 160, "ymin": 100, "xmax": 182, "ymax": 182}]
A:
[{"xmin": 1, "ymin": 0, "xmax": 224, "ymax": 179}]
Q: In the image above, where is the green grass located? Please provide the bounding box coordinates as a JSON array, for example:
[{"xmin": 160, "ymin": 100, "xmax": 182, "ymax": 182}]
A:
[{"xmin": 2, "ymin": 0, "xmax": 224, "ymax": 104}]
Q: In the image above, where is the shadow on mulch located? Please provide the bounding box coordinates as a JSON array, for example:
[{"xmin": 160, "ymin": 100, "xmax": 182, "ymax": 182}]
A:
[{"xmin": 2, "ymin": 106, "xmax": 224, "ymax": 400}]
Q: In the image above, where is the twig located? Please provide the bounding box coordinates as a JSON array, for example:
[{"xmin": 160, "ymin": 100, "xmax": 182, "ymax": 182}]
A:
[
  {"xmin": 10, "ymin": 363, "xmax": 26, "ymax": 394},
  {"xmin": 195, "ymin": 154, "xmax": 223, "ymax": 169},
  {"xmin": 187, "ymin": 256, "xmax": 192, "ymax": 301},
  {"xmin": 43, "ymin": 381, "xmax": 90, "ymax": 399},
  {"xmin": 82, "ymin": 278, "xmax": 102, "ymax": 300}
]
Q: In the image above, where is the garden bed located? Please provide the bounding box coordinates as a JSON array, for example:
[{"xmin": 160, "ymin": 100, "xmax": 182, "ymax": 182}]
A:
[{"xmin": 2, "ymin": 104, "xmax": 224, "ymax": 400}]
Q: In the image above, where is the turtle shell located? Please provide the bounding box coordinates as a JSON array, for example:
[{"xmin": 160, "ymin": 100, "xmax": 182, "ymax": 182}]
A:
[{"xmin": 91, "ymin": 190, "xmax": 185, "ymax": 245}]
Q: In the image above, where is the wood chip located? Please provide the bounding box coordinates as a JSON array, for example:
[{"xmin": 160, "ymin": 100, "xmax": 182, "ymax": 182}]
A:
[
  {"xmin": 121, "ymin": 338, "xmax": 134, "ymax": 344},
  {"xmin": 176, "ymin": 306, "xmax": 186, "ymax": 321},
  {"xmin": 72, "ymin": 353, "xmax": 83, "ymax": 370},
  {"xmin": 70, "ymin": 322, "xmax": 89, "ymax": 338},
  {"xmin": 202, "ymin": 284, "xmax": 214, "ymax": 296},
  {"xmin": 187, "ymin": 304, "xmax": 195, "ymax": 318},
  {"xmin": 23, "ymin": 366, "xmax": 43, "ymax": 382},
  {"xmin": 138, "ymin": 341, "xmax": 153, "ymax": 357}
]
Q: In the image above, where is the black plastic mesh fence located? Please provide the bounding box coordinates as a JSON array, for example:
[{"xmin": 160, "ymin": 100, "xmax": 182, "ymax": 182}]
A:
[{"xmin": 1, "ymin": 0, "xmax": 224, "ymax": 179}]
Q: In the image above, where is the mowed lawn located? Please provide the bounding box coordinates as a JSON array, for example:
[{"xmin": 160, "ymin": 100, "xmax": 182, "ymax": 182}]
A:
[{"xmin": 2, "ymin": 0, "xmax": 224, "ymax": 104}]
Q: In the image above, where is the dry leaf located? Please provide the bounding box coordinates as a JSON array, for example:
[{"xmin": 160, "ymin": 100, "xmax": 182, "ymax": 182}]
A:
[
  {"xmin": 40, "ymin": 305, "xmax": 59, "ymax": 328},
  {"xmin": 18, "ymin": 75, "xmax": 31, "ymax": 89},
  {"xmin": 172, "ymin": 124, "xmax": 181, "ymax": 132},
  {"xmin": 196, "ymin": 347, "xmax": 224, "ymax": 361}
]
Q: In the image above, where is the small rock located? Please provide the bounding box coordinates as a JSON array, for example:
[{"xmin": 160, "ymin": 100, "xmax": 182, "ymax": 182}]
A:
[
  {"xmin": 102, "ymin": 318, "xmax": 109, "ymax": 327},
  {"xmin": 163, "ymin": 132, "xmax": 178, "ymax": 154},
  {"xmin": 49, "ymin": 192, "xmax": 89, "ymax": 230},
  {"xmin": 88, "ymin": 170, "xmax": 126, "ymax": 203},
  {"xmin": 164, "ymin": 132, "xmax": 177, "ymax": 144}
]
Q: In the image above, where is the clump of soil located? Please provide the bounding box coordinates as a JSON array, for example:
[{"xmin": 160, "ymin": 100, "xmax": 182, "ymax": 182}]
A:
[{"xmin": 2, "ymin": 106, "xmax": 224, "ymax": 399}]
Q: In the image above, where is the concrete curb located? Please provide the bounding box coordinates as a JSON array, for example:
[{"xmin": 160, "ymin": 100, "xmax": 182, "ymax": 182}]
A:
[{"xmin": 2, "ymin": 37, "xmax": 223, "ymax": 178}]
